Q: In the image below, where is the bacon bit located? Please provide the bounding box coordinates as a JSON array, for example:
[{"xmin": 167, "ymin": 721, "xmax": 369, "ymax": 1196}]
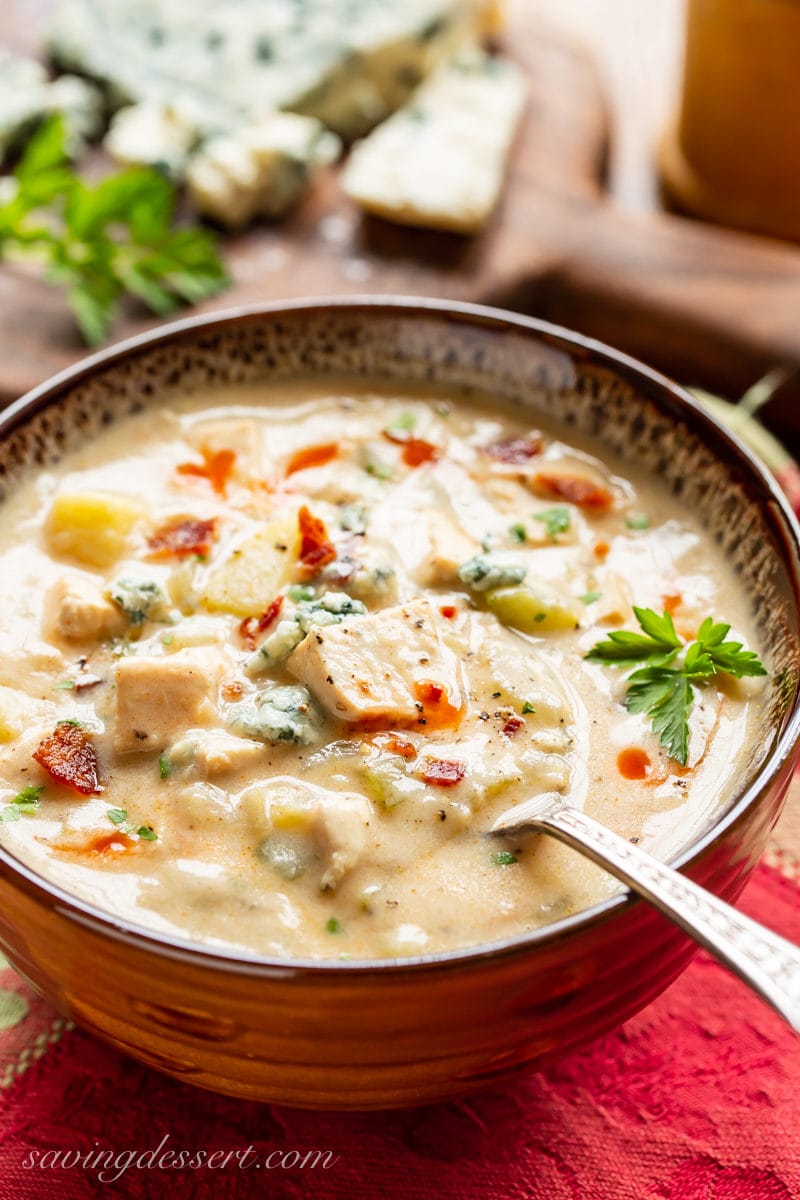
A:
[
  {"xmin": 416, "ymin": 681, "xmax": 444, "ymax": 705},
  {"xmin": 483, "ymin": 435, "xmax": 543, "ymax": 464},
  {"xmin": 286, "ymin": 442, "xmax": 338, "ymax": 476},
  {"xmin": 383, "ymin": 430, "xmax": 440, "ymax": 468},
  {"xmin": 439, "ymin": 605, "xmax": 457, "ymax": 619},
  {"xmin": 177, "ymin": 448, "xmax": 236, "ymax": 496},
  {"xmin": 238, "ymin": 595, "xmax": 285, "ymax": 648},
  {"xmin": 662, "ymin": 593, "xmax": 682, "ymax": 615},
  {"xmin": 617, "ymin": 747, "xmax": 651, "ymax": 780},
  {"xmin": 221, "ymin": 681, "xmax": 245, "ymax": 702},
  {"xmin": 593, "ymin": 541, "xmax": 610, "ymax": 559},
  {"xmin": 377, "ymin": 734, "xmax": 418, "ymax": 760},
  {"xmin": 419, "ymin": 757, "xmax": 466, "ymax": 788},
  {"xmin": 534, "ymin": 471, "xmax": 613, "ymax": 510},
  {"xmin": 297, "ymin": 505, "xmax": 336, "ymax": 580},
  {"xmin": 502, "ymin": 715, "xmax": 524, "ymax": 737},
  {"xmin": 33, "ymin": 723, "xmax": 103, "ymax": 796},
  {"xmin": 147, "ymin": 516, "xmax": 218, "ymax": 560}
]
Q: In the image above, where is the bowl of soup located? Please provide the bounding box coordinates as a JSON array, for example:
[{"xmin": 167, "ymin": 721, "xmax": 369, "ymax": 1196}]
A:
[{"xmin": 0, "ymin": 297, "xmax": 798, "ymax": 1108}]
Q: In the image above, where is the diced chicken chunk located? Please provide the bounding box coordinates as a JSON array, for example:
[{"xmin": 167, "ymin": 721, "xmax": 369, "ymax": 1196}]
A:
[
  {"xmin": 167, "ymin": 729, "xmax": 266, "ymax": 777},
  {"xmin": 113, "ymin": 649, "xmax": 223, "ymax": 753},
  {"xmin": 287, "ymin": 597, "xmax": 461, "ymax": 723},
  {"xmin": 44, "ymin": 575, "xmax": 126, "ymax": 643},
  {"xmin": 243, "ymin": 776, "xmax": 372, "ymax": 891},
  {"xmin": 415, "ymin": 512, "xmax": 480, "ymax": 588}
]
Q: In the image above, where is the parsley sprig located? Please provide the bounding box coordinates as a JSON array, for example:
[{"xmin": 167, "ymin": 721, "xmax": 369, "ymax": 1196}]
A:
[
  {"xmin": 0, "ymin": 116, "xmax": 228, "ymax": 344},
  {"xmin": 0, "ymin": 785, "xmax": 44, "ymax": 822},
  {"xmin": 586, "ymin": 608, "xmax": 767, "ymax": 765}
]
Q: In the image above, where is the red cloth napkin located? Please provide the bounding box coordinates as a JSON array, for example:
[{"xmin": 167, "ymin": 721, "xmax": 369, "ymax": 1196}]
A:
[{"xmin": 0, "ymin": 861, "xmax": 798, "ymax": 1199}]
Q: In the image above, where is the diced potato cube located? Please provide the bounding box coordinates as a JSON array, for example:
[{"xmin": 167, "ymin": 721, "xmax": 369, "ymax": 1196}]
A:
[
  {"xmin": 113, "ymin": 649, "xmax": 223, "ymax": 753},
  {"xmin": 200, "ymin": 518, "xmax": 299, "ymax": 618},
  {"xmin": 46, "ymin": 492, "xmax": 145, "ymax": 568},
  {"xmin": 485, "ymin": 585, "xmax": 583, "ymax": 633}
]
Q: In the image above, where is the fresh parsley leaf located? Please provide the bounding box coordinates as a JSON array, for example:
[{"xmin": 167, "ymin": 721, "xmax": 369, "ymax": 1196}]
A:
[
  {"xmin": 491, "ymin": 850, "xmax": 518, "ymax": 866},
  {"xmin": 587, "ymin": 609, "xmax": 767, "ymax": 765},
  {"xmin": 288, "ymin": 584, "xmax": 316, "ymax": 602},
  {"xmin": 625, "ymin": 513, "xmax": 650, "ymax": 530},
  {"xmin": 0, "ymin": 116, "xmax": 228, "ymax": 344},
  {"xmin": 325, "ymin": 917, "xmax": 343, "ymax": 934},
  {"xmin": 53, "ymin": 679, "xmax": 75, "ymax": 691},
  {"xmin": 0, "ymin": 784, "xmax": 45, "ymax": 820},
  {"xmin": 586, "ymin": 606, "xmax": 681, "ymax": 668},
  {"xmin": 107, "ymin": 808, "xmax": 128, "ymax": 825},
  {"xmin": 136, "ymin": 826, "xmax": 158, "ymax": 841},
  {"xmin": 158, "ymin": 754, "xmax": 171, "ymax": 780},
  {"xmin": 508, "ymin": 523, "xmax": 527, "ymax": 543},
  {"xmin": 580, "ymin": 591, "xmax": 602, "ymax": 605},
  {"xmin": 522, "ymin": 701, "xmax": 536, "ymax": 714},
  {"xmin": 384, "ymin": 412, "xmax": 415, "ymax": 438},
  {"xmin": 365, "ymin": 463, "xmax": 392, "ymax": 481},
  {"xmin": 533, "ymin": 506, "xmax": 571, "ymax": 540}
]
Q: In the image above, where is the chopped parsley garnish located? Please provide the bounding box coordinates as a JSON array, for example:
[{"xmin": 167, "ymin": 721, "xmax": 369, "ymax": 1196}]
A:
[
  {"xmin": 508, "ymin": 523, "xmax": 527, "ymax": 543},
  {"xmin": 626, "ymin": 513, "xmax": 650, "ymax": 531},
  {"xmin": 53, "ymin": 680, "xmax": 75, "ymax": 691},
  {"xmin": 287, "ymin": 584, "xmax": 316, "ymax": 602},
  {"xmin": 384, "ymin": 412, "xmax": 416, "ymax": 438},
  {"xmin": 533, "ymin": 506, "xmax": 571, "ymax": 540},
  {"xmin": 586, "ymin": 608, "xmax": 767, "ymax": 764},
  {"xmin": 0, "ymin": 784, "xmax": 44, "ymax": 821},
  {"xmin": 491, "ymin": 850, "xmax": 518, "ymax": 866},
  {"xmin": 107, "ymin": 808, "xmax": 158, "ymax": 841},
  {"xmin": 137, "ymin": 826, "xmax": 158, "ymax": 841},
  {"xmin": 107, "ymin": 808, "xmax": 128, "ymax": 825},
  {"xmin": 158, "ymin": 754, "xmax": 171, "ymax": 780},
  {"xmin": 580, "ymin": 591, "xmax": 602, "ymax": 605},
  {"xmin": 325, "ymin": 917, "xmax": 343, "ymax": 934},
  {"xmin": 365, "ymin": 462, "xmax": 392, "ymax": 481},
  {"xmin": 161, "ymin": 633, "xmax": 174, "ymax": 645},
  {"xmin": 521, "ymin": 701, "xmax": 536, "ymax": 714}
]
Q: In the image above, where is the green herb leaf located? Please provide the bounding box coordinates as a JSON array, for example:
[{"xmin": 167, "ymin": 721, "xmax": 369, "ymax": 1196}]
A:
[
  {"xmin": 0, "ymin": 116, "xmax": 228, "ymax": 344},
  {"xmin": 491, "ymin": 850, "xmax": 518, "ymax": 866},
  {"xmin": 587, "ymin": 609, "xmax": 767, "ymax": 764},
  {"xmin": 384, "ymin": 412, "xmax": 415, "ymax": 438},
  {"xmin": 136, "ymin": 825, "xmax": 158, "ymax": 841},
  {"xmin": 580, "ymin": 591, "xmax": 602, "ymax": 605},
  {"xmin": 288, "ymin": 584, "xmax": 316, "ymax": 602},
  {"xmin": 521, "ymin": 701, "xmax": 536, "ymax": 714},
  {"xmin": 107, "ymin": 808, "xmax": 128, "ymax": 825},
  {"xmin": 508, "ymin": 523, "xmax": 527, "ymax": 543},
  {"xmin": 533, "ymin": 506, "xmax": 571, "ymax": 540},
  {"xmin": 53, "ymin": 679, "xmax": 75, "ymax": 691},
  {"xmin": 158, "ymin": 754, "xmax": 171, "ymax": 780},
  {"xmin": 325, "ymin": 917, "xmax": 343, "ymax": 934},
  {"xmin": 365, "ymin": 463, "xmax": 392, "ymax": 481},
  {"xmin": 625, "ymin": 513, "xmax": 650, "ymax": 530},
  {"xmin": 0, "ymin": 784, "xmax": 45, "ymax": 821}
]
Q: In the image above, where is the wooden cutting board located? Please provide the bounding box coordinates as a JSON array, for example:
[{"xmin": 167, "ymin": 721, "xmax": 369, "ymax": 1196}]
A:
[{"xmin": 3, "ymin": 4, "xmax": 800, "ymax": 436}]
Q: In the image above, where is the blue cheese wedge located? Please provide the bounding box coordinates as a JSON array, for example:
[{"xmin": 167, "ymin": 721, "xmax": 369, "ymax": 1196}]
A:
[
  {"xmin": 341, "ymin": 52, "xmax": 526, "ymax": 233},
  {"xmin": 185, "ymin": 113, "xmax": 341, "ymax": 227},
  {"xmin": 49, "ymin": 0, "xmax": 497, "ymax": 141}
]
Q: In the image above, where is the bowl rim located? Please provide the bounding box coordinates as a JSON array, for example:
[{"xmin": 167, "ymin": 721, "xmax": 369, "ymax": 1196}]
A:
[{"xmin": 1, "ymin": 293, "xmax": 799, "ymax": 979}]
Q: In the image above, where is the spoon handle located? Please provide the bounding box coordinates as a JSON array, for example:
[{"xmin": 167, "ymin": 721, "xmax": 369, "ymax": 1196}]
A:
[{"xmin": 498, "ymin": 795, "xmax": 800, "ymax": 1033}]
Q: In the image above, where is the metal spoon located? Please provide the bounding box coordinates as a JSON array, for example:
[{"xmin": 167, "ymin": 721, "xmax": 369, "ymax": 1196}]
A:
[{"xmin": 492, "ymin": 792, "xmax": 800, "ymax": 1033}]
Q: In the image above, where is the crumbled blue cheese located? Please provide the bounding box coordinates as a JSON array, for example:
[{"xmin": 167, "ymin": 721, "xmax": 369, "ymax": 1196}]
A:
[
  {"xmin": 341, "ymin": 51, "xmax": 526, "ymax": 233},
  {"xmin": 104, "ymin": 99, "xmax": 205, "ymax": 177},
  {"xmin": 48, "ymin": 0, "xmax": 494, "ymax": 140},
  {"xmin": 458, "ymin": 552, "xmax": 526, "ymax": 592},
  {"xmin": 107, "ymin": 577, "xmax": 169, "ymax": 625},
  {"xmin": 185, "ymin": 113, "xmax": 341, "ymax": 227},
  {"xmin": 247, "ymin": 592, "xmax": 367, "ymax": 675},
  {"xmin": 227, "ymin": 684, "xmax": 321, "ymax": 745}
]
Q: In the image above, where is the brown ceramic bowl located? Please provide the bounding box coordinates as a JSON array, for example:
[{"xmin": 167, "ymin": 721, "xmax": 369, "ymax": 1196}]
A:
[{"xmin": 0, "ymin": 298, "xmax": 799, "ymax": 1110}]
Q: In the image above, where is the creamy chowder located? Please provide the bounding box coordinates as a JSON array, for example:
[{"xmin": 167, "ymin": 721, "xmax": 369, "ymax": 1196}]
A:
[{"xmin": 0, "ymin": 381, "xmax": 767, "ymax": 960}]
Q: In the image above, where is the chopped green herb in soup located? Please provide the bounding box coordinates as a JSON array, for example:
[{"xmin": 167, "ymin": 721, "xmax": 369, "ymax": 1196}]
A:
[{"xmin": 0, "ymin": 381, "xmax": 767, "ymax": 959}]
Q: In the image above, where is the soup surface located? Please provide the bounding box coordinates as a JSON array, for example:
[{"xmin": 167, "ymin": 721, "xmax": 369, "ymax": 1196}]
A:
[{"xmin": 0, "ymin": 381, "xmax": 767, "ymax": 959}]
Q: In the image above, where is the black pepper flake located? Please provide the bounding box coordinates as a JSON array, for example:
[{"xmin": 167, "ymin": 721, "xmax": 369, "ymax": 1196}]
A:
[
  {"xmin": 417, "ymin": 717, "xmax": 427, "ymax": 725},
  {"xmin": 414, "ymin": 620, "xmax": 424, "ymax": 629},
  {"xmin": 325, "ymin": 675, "xmax": 334, "ymax": 684},
  {"xmin": 629, "ymin": 836, "xmax": 640, "ymax": 844},
  {"xmin": 438, "ymin": 810, "xmax": 447, "ymax": 821},
  {"xmin": 414, "ymin": 702, "xmax": 424, "ymax": 712},
  {"xmin": 315, "ymin": 634, "xmax": 323, "ymax": 644},
  {"xmin": 274, "ymin": 542, "xmax": 288, "ymax": 551},
  {"xmin": 478, "ymin": 711, "xmax": 490, "ymax": 721},
  {"xmin": 491, "ymin": 691, "xmax": 501, "ymax": 699},
  {"xmin": 385, "ymin": 899, "xmax": 399, "ymax": 908}
]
